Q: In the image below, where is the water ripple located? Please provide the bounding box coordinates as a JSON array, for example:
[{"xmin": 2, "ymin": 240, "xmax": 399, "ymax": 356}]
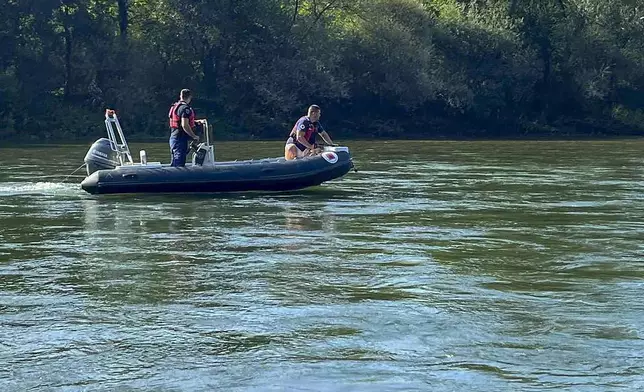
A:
[{"xmin": 1, "ymin": 141, "xmax": 644, "ymax": 391}]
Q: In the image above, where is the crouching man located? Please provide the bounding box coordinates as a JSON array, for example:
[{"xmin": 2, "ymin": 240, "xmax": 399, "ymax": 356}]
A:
[{"xmin": 285, "ymin": 104, "xmax": 334, "ymax": 160}]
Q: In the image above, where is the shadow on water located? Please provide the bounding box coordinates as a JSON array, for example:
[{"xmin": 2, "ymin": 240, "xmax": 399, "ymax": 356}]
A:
[{"xmin": 89, "ymin": 186, "xmax": 358, "ymax": 203}]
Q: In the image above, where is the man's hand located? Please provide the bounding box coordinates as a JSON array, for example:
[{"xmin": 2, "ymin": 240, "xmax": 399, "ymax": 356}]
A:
[{"xmin": 306, "ymin": 146, "xmax": 321, "ymax": 156}]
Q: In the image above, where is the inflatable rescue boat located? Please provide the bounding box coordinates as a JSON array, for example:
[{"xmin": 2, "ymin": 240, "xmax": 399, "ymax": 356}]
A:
[{"xmin": 80, "ymin": 110, "xmax": 354, "ymax": 195}]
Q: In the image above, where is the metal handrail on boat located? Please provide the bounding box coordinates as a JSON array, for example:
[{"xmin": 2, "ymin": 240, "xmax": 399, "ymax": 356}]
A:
[{"xmin": 104, "ymin": 109, "xmax": 134, "ymax": 165}]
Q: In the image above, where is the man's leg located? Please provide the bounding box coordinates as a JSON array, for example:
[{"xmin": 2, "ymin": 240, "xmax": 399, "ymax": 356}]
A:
[
  {"xmin": 170, "ymin": 136, "xmax": 188, "ymax": 167},
  {"xmin": 285, "ymin": 144, "xmax": 298, "ymax": 160}
]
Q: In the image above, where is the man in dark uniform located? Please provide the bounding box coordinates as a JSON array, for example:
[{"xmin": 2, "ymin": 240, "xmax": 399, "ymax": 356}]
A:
[
  {"xmin": 285, "ymin": 104, "xmax": 334, "ymax": 160},
  {"xmin": 168, "ymin": 89, "xmax": 201, "ymax": 167}
]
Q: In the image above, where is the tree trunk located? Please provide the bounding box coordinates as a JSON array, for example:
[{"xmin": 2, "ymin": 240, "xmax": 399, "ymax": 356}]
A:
[
  {"xmin": 63, "ymin": 23, "xmax": 73, "ymax": 100},
  {"xmin": 117, "ymin": 0, "xmax": 128, "ymax": 41},
  {"xmin": 203, "ymin": 47, "xmax": 218, "ymax": 96}
]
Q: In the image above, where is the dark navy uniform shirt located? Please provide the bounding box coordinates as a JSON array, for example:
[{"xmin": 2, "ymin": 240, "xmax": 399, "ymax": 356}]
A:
[
  {"xmin": 170, "ymin": 104, "xmax": 194, "ymax": 138},
  {"xmin": 287, "ymin": 116, "xmax": 324, "ymax": 150}
]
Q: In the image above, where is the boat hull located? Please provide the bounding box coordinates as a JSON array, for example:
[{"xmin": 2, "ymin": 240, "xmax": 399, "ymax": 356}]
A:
[{"xmin": 81, "ymin": 151, "xmax": 353, "ymax": 194}]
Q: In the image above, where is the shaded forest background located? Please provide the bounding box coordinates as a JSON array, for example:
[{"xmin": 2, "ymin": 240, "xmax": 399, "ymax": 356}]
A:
[{"xmin": 1, "ymin": 0, "xmax": 643, "ymax": 142}]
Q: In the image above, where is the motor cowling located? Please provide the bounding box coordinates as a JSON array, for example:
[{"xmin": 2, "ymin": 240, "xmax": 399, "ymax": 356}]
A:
[{"xmin": 84, "ymin": 138, "xmax": 119, "ymax": 175}]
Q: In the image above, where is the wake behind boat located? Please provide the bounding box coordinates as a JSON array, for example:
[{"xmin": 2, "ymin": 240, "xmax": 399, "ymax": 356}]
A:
[{"xmin": 80, "ymin": 110, "xmax": 354, "ymax": 195}]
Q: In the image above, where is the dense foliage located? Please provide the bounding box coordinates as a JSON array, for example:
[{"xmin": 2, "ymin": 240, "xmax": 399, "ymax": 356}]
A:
[{"xmin": 1, "ymin": 0, "xmax": 643, "ymax": 142}]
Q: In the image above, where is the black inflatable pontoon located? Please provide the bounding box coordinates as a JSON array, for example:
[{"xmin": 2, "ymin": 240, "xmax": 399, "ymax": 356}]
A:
[{"xmin": 80, "ymin": 110, "xmax": 354, "ymax": 195}]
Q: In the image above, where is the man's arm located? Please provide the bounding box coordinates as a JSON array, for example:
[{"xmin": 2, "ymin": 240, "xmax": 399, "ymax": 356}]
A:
[
  {"xmin": 181, "ymin": 117, "xmax": 198, "ymax": 140},
  {"xmin": 296, "ymin": 130, "xmax": 315, "ymax": 150},
  {"xmin": 318, "ymin": 130, "xmax": 334, "ymax": 145}
]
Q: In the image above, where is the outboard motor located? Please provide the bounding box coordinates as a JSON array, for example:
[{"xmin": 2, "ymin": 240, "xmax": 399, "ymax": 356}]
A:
[{"xmin": 84, "ymin": 138, "xmax": 119, "ymax": 175}]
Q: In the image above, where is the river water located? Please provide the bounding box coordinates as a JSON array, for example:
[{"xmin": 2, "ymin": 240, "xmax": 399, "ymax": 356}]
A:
[{"xmin": 1, "ymin": 140, "xmax": 643, "ymax": 391}]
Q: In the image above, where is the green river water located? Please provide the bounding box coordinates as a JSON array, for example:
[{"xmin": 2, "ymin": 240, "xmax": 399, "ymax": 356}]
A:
[{"xmin": 0, "ymin": 140, "xmax": 643, "ymax": 391}]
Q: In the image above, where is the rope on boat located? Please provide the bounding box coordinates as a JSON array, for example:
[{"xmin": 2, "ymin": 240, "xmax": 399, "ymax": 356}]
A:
[{"xmin": 62, "ymin": 163, "xmax": 87, "ymax": 182}]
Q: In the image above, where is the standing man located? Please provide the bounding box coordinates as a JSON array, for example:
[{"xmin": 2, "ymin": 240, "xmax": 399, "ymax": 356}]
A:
[
  {"xmin": 285, "ymin": 104, "xmax": 334, "ymax": 160},
  {"xmin": 168, "ymin": 89, "xmax": 200, "ymax": 167}
]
